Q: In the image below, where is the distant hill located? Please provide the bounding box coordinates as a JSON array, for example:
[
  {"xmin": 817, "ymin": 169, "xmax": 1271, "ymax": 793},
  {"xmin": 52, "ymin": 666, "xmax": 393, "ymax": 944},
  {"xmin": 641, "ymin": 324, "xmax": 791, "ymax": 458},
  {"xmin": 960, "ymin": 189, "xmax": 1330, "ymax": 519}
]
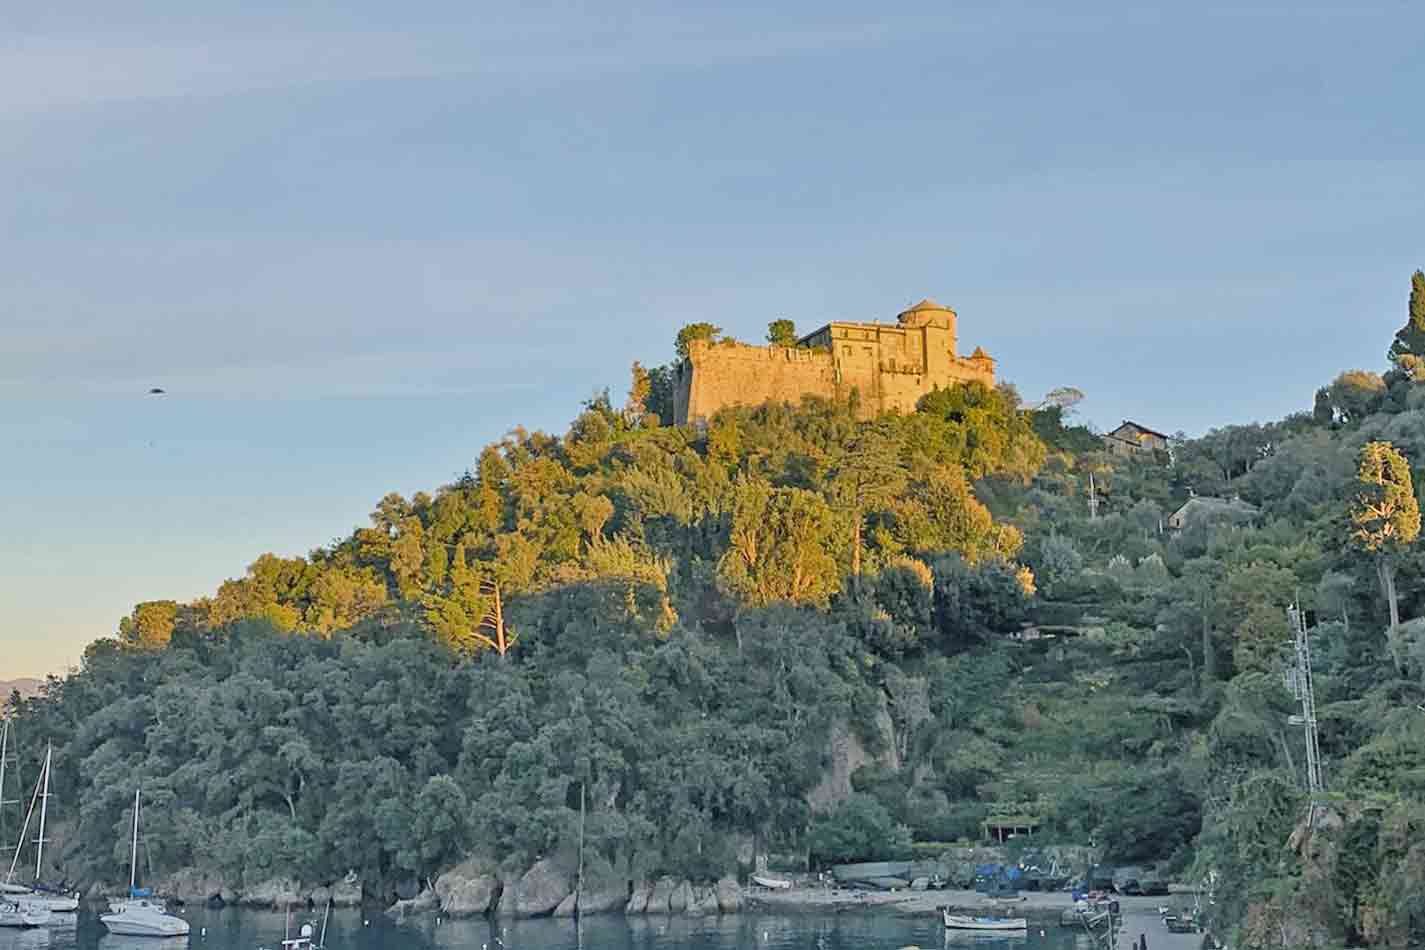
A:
[{"xmin": 0, "ymin": 679, "xmax": 41, "ymax": 703}]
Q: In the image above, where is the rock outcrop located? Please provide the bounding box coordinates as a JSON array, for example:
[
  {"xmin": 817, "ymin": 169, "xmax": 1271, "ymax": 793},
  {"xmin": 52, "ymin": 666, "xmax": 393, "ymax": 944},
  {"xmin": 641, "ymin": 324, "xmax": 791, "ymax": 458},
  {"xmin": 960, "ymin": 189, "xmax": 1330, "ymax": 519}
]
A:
[
  {"xmin": 625, "ymin": 880, "xmax": 652, "ymax": 914},
  {"xmin": 502, "ymin": 858, "xmax": 572, "ymax": 918},
  {"xmin": 161, "ymin": 868, "xmax": 227, "ymax": 906},
  {"xmin": 330, "ymin": 878, "xmax": 363, "ymax": 907},
  {"xmin": 805, "ymin": 705, "xmax": 898, "ymax": 813},
  {"xmin": 386, "ymin": 889, "xmax": 437, "ymax": 918},
  {"xmin": 434, "ymin": 860, "xmax": 499, "ymax": 918},
  {"xmin": 624, "ymin": 876, "xmax": 741, "ymax": 916},
  {"xmin": 715, "ymin": 877, "xmax": 741, "ymax": 913},
  {"xmin": 645, "ymin": 878, "xmax": 677, "ymax": 915},
  {"xmin": 241, "ymin": 878, "xmax": 303, "ymax": 908}
]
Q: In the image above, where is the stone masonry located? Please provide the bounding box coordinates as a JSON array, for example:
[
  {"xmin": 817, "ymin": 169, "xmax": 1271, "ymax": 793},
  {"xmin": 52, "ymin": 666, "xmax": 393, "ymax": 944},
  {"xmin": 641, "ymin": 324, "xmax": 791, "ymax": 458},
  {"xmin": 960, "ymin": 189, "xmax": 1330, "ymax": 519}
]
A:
[{"xmin": 671, "ymin": 298, "xmax": 995, "ymax": 425}]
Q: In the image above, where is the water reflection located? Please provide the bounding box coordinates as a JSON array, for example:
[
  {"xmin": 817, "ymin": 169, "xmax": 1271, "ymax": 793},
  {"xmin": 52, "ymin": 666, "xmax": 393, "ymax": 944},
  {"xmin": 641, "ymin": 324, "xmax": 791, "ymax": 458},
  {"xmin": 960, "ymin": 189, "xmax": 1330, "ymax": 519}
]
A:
[
  {"xmin": 0, "ymin": 908, "xmax": 1091, "ymax": 950},
  {"xmin": 99, "ymin": 937, "xmax": 190, "ymax": 950}
]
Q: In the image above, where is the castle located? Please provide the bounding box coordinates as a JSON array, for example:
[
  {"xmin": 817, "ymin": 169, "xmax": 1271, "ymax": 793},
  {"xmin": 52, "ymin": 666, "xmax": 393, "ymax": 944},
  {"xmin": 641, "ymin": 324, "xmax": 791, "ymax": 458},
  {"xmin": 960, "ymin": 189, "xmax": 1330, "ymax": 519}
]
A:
[{"xmin": 672, "ymin": 298, "xmax": 995, "ymax": 425}]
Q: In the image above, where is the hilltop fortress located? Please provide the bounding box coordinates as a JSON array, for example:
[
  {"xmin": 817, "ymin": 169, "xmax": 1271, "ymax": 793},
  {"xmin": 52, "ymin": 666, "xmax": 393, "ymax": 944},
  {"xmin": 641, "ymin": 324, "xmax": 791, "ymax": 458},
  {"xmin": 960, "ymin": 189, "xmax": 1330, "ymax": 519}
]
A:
[{"xmin": 672, "ymin": 298, "xmax": 995, "ymax": 425}]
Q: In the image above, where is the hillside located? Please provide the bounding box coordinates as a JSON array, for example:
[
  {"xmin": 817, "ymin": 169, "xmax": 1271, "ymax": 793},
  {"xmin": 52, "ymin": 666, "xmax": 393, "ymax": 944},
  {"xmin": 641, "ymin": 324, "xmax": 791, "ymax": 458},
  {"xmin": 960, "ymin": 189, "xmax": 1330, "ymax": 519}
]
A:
[{"xmin": 8, "ymin": 285, "xmax": 1425, "ymax": 948}]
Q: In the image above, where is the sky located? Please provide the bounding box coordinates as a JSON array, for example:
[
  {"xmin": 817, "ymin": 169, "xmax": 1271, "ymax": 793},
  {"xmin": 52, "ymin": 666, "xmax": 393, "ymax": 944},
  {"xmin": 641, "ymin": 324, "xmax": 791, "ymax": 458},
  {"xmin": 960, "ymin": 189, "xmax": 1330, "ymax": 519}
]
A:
[{"xmin": 2, "ymin": 0, "xmax": 1423, "ymax": 677}]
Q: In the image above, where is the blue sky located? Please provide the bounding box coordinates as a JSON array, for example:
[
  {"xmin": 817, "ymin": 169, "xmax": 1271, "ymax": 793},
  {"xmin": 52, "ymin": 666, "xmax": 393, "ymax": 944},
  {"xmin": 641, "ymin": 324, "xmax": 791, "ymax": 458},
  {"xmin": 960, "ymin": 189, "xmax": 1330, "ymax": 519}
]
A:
[{"xmin": 2, "ymin": 0, "xmax": 1423, "ymax": 676}]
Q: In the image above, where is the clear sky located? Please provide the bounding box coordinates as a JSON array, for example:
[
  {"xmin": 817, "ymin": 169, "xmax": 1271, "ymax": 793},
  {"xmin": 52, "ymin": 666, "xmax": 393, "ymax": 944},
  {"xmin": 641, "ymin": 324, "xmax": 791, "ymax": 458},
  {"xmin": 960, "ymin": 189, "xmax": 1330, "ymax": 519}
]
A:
[{"xmin": 2, "ymin": 0, "xmax": 1423, "ymax": 677}]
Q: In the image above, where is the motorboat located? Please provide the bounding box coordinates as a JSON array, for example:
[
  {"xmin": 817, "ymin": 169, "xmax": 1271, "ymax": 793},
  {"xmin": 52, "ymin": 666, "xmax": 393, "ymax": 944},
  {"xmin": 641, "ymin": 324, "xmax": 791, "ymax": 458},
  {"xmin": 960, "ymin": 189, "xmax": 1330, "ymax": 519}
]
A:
[
  {"xmin": 99, "ymin": 790, "xmax": 189, "ymax": 938},
  {"xmin": 942, "ymin": 908, "xmax": 1028, "ymax": 931},
  {"xmin": 100, "ymin": 898, "xmax": 189, "ymax": 938},
  {"xmin": 0, "ymin": 898, "xmax": 52, "ymax": 928}
]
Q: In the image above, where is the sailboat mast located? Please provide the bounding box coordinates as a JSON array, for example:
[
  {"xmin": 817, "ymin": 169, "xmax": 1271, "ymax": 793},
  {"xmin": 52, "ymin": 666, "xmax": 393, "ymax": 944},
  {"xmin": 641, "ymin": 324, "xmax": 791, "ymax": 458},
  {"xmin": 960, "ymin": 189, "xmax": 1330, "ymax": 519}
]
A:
[
  {"xmin": 34, "ymin": 743, "xmax": 51, "ymax": 882},
  {"xmin": 130, "ymin": 789, "xmax": 140, "ymax": 890},
  {"xmin": 0, "ymin": 722, "xmax": 8, "ymax": 850},
  {"xmin": 0, "ymin": 722, "xmax": 9, "ymax": 879}
]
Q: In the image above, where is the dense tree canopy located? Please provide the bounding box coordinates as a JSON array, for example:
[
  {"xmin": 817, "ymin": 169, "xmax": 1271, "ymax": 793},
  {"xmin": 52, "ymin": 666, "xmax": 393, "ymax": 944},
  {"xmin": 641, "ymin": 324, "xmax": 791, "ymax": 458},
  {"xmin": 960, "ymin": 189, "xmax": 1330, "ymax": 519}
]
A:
[{"xmin": 9, "ymin": 275, "xmax": 1425, "ymax": 949}]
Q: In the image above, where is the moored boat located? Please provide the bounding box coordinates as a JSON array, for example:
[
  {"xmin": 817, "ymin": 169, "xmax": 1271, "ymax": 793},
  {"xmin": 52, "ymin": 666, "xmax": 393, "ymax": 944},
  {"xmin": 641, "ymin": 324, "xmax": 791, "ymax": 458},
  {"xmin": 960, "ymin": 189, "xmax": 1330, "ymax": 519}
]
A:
[
  {"xmin": 2, "ymin": 738, "xmax": 81, "ymax": 914},
  {"xmin": 99, "ymin": 790, "xmax": 189, "ymax": 938},
  {"xmin": 942, "ymin": 908, "xmax": 1028, "ymax": 931},
  {"xmin": 101, "ymin": 898, "xmax": 189, "ymax": 938},
  {"xmin": 750, "ymin": 873, "xmax": 792, "ymax": 890},
  {"xmin": 0, "ymin": 898, "xmax": 52, "ymax": 928}
]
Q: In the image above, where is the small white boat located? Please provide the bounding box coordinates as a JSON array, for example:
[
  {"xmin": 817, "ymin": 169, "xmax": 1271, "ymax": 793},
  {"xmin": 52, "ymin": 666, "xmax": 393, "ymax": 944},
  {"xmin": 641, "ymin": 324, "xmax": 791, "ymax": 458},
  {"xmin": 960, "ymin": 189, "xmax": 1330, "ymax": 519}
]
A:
[
  {"xmin": 99, "ymin": 790, "xmax": 189, "ymax": 938},
  {"xmin": 0, "ymin": 899, "xmax": 52, "ymax": 928},
  {"xmin": 101, "ymin": 898, "xmax": 189, "ymax": 938},
  {"xmin": 750, "ymin": 873, "xmax": 793, "ymax": 890},
  {"xmin": 942, "ymin": 909, "xmax": 1028, "ymax": 931}
]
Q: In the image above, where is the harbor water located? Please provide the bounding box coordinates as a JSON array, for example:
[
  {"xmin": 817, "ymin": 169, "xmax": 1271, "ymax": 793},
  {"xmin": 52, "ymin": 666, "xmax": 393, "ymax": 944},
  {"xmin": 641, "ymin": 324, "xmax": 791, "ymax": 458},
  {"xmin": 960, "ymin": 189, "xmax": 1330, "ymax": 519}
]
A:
[{"xmin": 0, "ymin": 908, "xmax": 1097, "ymax": 950}]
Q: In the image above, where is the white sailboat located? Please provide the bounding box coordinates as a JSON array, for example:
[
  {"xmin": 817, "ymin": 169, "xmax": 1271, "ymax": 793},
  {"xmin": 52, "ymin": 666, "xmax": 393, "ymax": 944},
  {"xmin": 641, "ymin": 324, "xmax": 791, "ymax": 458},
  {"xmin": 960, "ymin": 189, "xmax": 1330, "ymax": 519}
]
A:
[
  {"xmin": 100, "ymin": 790, "xmax": 189, "ymax": 938},
  {"xmin": 3, "ymin": 739, "xmax": 79, "ymax": 913}
]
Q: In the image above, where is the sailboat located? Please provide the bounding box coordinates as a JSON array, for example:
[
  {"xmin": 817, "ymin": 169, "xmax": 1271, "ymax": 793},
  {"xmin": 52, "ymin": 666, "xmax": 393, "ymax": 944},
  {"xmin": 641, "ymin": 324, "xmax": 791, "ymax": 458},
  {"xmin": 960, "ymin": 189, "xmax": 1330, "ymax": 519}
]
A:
[
  {"xmin": 100, "ymin": 790, "xmax": 189, "ymax": 938},
  {"xmin": 3, "ymin": 739, "xmax": 80, "ymax": 913}
]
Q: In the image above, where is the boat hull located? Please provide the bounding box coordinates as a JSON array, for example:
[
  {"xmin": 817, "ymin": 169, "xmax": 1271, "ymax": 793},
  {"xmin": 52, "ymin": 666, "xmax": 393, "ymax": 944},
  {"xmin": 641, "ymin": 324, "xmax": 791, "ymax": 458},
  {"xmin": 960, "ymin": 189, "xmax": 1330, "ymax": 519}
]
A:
[
  {"xmin": 0, "ymin": 902, "xmax": 53, "ymax": 928},
  {"xmin": 101, "ymin": 915, "xmax": 191, "ymax": 938},
  {"xmin": 750, "ymin": 874, "xmax": 792, "ymax": 890},
  {"xmin": 943, "ymin": 911, "xmax": 1028, "ymax": 931},
  {"xmin": 101, "ymin": 902, "xmax": 190, "ymax": 938},
  {"xmin": 2, "ymin": 889, "xmax": 79, "ymax": 912}
]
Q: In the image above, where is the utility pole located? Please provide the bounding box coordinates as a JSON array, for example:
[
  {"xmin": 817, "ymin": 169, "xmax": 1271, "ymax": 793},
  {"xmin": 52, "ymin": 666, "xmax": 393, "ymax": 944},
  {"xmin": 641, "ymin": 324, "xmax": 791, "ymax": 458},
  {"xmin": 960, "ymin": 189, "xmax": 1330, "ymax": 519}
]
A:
[
  {"xmin": 1285, "ymin": 604, "xmax": 1325, "ymax": 826},
  {"xmin": 1088, "ymin": 471, "xmax": 1099, "ymax": 521}
]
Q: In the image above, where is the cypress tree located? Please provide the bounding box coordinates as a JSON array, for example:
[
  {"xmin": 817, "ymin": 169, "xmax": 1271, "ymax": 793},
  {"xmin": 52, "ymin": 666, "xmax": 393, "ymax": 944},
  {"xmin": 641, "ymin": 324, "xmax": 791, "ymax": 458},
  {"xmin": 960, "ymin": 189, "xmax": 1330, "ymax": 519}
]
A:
[{"xmin": 1386, "ymin": 269, "xmax": 1425, "ymax": 368}]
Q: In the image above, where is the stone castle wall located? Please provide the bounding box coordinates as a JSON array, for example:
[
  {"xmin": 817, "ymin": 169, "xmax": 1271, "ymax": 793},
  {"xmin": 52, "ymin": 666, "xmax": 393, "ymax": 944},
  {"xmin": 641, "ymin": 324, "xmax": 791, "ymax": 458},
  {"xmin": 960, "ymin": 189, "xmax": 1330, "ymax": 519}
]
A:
[
  {"xmin": 672, "ymin": 341, "xmax": 839, "ymax": 425},
  {"xmin": 672, "ymin": 301, "xmax": 995, "ymax": 424}
]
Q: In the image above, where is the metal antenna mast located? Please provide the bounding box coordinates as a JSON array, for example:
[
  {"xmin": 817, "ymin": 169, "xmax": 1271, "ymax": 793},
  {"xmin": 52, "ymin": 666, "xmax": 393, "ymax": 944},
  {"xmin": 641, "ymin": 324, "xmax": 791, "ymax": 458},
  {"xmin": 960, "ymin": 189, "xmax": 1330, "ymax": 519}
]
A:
[{"xmin": 1285, "ymin": 604, "xmax": 1324, "ymax": 825}]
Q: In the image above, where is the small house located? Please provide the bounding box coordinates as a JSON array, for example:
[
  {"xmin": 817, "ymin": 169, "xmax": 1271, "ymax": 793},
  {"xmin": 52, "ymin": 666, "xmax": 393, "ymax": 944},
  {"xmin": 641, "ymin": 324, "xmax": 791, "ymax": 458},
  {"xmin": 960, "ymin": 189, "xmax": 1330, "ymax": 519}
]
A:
[
  {"xmin": 1102, "ymin": 420, "xmax": 1171, "ymax": 458},
  {"xmin": 1167, "ymin": 494, "xmax": 1260, "ymax": 532}
]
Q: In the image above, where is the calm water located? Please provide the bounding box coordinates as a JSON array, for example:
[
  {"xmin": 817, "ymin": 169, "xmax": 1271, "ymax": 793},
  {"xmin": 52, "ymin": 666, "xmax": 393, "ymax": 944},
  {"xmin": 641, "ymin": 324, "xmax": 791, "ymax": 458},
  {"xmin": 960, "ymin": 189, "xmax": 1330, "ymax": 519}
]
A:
[{"xmin": 0, "ymin": 909, "xmax": 1094, "ymax": 950}]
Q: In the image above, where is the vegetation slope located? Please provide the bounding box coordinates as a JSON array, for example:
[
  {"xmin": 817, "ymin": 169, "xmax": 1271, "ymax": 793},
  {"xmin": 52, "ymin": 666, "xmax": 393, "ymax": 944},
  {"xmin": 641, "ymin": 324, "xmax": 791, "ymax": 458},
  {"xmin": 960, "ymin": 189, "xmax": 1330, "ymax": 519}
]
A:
[{"xmin": 7, "ymin": 275, "xmax": 1425, "ymax": 947}]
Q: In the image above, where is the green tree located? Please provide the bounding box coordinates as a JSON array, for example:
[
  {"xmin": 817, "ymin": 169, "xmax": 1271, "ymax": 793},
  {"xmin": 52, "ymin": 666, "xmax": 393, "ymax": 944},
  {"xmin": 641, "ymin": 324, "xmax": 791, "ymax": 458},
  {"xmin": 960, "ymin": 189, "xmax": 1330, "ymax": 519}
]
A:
[
  {"xmin": 806, "ymin": 795, "xmax": 913, "ymax": 865},
  {"xmin": 766, "ymin": 319, "xmax": 797, "ymax": 347},
  {"xmin": 118, "ymin": 601, "xmax": 179, "ymax": 649},
  {"xmin": 718, "ymin": 479, "xmax": 840, "ymax": 606},
  {"xmin": 829, "ymin": 425, "xmax": 907, "ymax": 580},
  {"xmin": 1328, "ymin": 370, "xmax": 1387, "ymax": 423},
  {"xmin": 674, "ymin": 322, "xmax": 722, "ymax": 361},
  {"xmin": 625, "ymin": 361, "xmax": 652, "ymax": 422},
  {"xmin": 1348, "ymin": 441, "xmax": 1421, "ymax": 672},
  {"xmin": 1387, "ymin": 269, "xmax": 1425, "ymax": 371}
]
